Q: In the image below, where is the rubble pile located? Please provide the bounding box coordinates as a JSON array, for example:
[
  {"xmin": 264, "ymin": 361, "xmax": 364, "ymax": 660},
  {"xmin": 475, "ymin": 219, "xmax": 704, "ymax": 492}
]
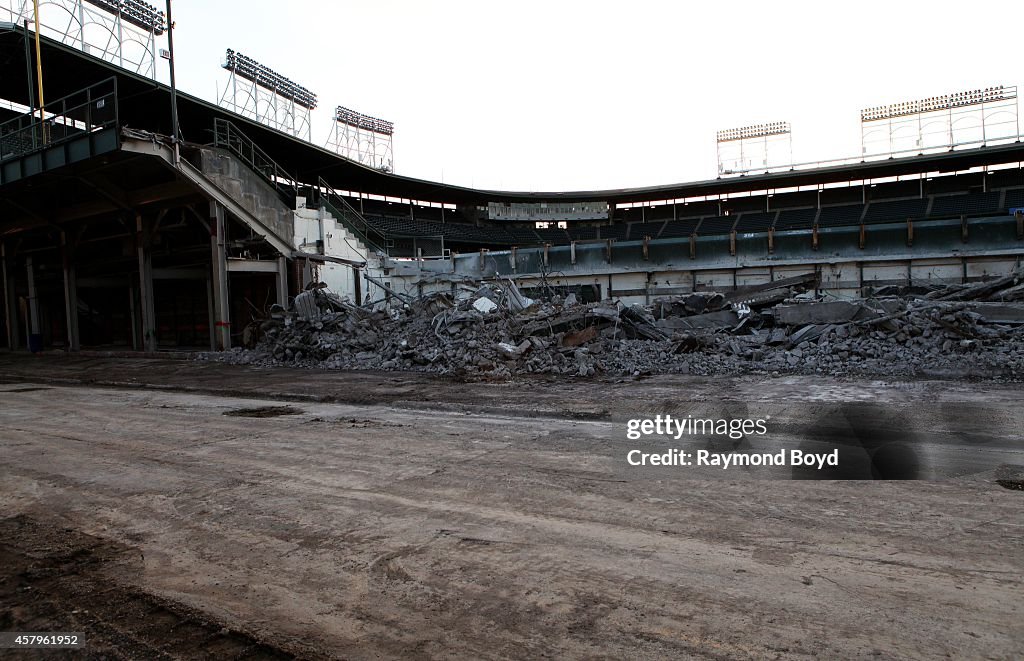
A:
[{"xmin": 208, "ymin": 270, "xmax": 1024, "ymax": 380}]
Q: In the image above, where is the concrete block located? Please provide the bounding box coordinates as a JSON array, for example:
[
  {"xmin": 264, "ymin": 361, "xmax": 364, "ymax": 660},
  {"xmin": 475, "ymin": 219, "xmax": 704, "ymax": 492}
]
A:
[
  {"xmin": 656, "ymin": 309, "xmax": 739, "ymax": 330},
  {"xmin": 967, "ymin": 303, "xmax": 1024, "ymax": 324},
  {"xmin": 774, "ymin": 301, "xmax": 875, "ymax": 325}
]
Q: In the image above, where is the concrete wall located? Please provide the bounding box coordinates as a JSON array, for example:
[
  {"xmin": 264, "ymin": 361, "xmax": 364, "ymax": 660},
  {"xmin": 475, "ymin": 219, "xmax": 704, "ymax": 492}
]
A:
[
  {"xmin": 199, "ymin": 149, "xmax": 294, "ymax": 247},
  {"xmin": 387, "ymin": 216, "xmax": 1024, "ymax": 305},
  {"xmin": 293, "ymin": 200, "xmax": 388, "ymax": 304}
]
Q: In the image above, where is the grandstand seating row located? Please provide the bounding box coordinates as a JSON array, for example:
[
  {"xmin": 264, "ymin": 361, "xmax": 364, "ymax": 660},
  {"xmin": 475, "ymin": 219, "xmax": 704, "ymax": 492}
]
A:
[{"xmin": 345, "ymin": 186, "xmax": 1024, "ymax": 248}]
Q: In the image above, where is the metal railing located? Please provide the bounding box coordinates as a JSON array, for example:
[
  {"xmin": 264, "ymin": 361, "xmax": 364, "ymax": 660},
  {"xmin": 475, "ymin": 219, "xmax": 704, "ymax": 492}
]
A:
[
  {"xmin": 0, "ymin": 77, "xmax": 118, "ymax": 162},
  {"xmin": 212, "ymin": 118, "xmax": 298, "ymax": 198},
  {"xmin": 316, "ymin": 177, "xmax": 389, "ymax": 255}
]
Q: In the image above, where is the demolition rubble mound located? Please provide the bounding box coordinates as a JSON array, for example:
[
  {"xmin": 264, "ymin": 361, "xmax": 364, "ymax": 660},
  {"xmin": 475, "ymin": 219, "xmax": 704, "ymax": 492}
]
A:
[{"xmin": 206, "ymin": 270, "xmax": 1024, "ymax": 380}]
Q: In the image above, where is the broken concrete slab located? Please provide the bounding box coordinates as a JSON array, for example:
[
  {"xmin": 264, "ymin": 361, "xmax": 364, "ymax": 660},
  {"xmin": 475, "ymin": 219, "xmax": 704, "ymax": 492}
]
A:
[
  {"xmin": 671, "ymin": 332, "xmax": 702, "ymax": 353},
  {"xmin": 293, "ymin": 291, "xmax": 320, "ymax": 321},
  {"xmin": 774, "ymin": 301, "xmax": 878, "ymax": 325},
  {"xmin": 473, "ymin": 297, "xmax": 498, "ymax": 313},
  {"xmin": 656, "ymin": 309, "xmax": 739, "ymax": 331},
  {"xmin": 965, "ymin": 303, "xmax": 1024, "ymax": 324},
  {"xmin": 788, "ymin": 323, "xmax": 832, "ymax": 346},
  {"xmin": 723, "ymin": 272, "xmax": 818, "ymax": 303},
  {"xmin": 497, "ymin": 342, "xmax": 525, "ymax": 360},
  {"xmin": 767, "ymin": 328, "xmax": 788, "ymax": 345}
]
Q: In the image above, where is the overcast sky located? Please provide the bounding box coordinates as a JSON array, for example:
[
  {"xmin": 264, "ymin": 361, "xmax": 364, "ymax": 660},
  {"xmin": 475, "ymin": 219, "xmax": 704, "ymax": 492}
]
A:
[{"xmin": 43, "ymin": 0, "xmax": 1024, "ymax": 191}]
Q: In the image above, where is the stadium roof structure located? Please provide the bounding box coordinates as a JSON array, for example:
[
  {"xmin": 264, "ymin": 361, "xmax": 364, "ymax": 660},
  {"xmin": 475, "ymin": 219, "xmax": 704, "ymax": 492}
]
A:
[{"xmin": 2, "ymin": 23, "xmax": 1024, "ymax": 206}]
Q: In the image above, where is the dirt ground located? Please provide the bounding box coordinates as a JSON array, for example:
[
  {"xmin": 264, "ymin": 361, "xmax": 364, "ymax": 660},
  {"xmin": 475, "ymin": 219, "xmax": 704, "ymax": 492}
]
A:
[{"xmin": 0, "ymin": 354, "xmax": 1021, "ymax": 659}]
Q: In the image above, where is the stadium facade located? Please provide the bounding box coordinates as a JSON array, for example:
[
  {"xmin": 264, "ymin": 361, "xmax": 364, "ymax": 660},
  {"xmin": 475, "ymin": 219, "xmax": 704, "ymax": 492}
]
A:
[{"xmin": 1, "ymin": 19, "xmax": 1022, "ymax": 352}]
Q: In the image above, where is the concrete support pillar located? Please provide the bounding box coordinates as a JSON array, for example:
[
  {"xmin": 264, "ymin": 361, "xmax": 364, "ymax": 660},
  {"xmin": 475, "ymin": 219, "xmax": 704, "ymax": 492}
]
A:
[
  {"xmin": 136, "ymin": 214, "xmax": 157, "ymax": 352},
  {"xmin": 210, "ymin": 202, "xmax": 231, "ymax": 350},
  {"xmin": 2, "ymin": 243, "xmax": 19, "ymax": 350},
  {"xmin": 25, "ymin": 256, "xmax": 40, "ymax": 336},
  {"xmin": 61, "ymin": 231, "xmax": 80, "ymax": 351},
  {"xmin": 276, "ymin": 256, "xmax": 288, "ymax": 308}
]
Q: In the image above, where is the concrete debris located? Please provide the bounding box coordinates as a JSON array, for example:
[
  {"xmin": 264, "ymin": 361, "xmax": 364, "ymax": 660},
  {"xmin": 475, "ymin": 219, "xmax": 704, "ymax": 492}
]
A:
[
  {"xmin": 562, "ymin": 326, "xmax": 598, "ymax": 348},
  {"xmin": 293, "ymin": 290, "xmax": 320, "ymax": 321},
  {"xmin": 209, "ymin": 268, "xmax": 1024, "ymax": 380},
  {"xmin": 497, "ymin": 342, "xmax": 527, "ymax": 360},
  {"xmin": 503, "ymin": 278, "xmax": 536, "ymax": 312},
  {"xmin": 658, "ymin": 309, "xmax": 739, "ymax": 331},
  {"xmin": 472, "ymin": 297, "xmax": 498, "ymax": 314},
  {"xmin": 774, "ymin": 300, "xmax": 876, "ymax": 325}
]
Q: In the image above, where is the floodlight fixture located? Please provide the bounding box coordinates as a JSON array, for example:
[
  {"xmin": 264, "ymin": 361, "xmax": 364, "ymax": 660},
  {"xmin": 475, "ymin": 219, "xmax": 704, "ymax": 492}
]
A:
[
  {"xmin": 326, "ymin": 106, "xmax": 395, "ymax": 171},
  {"xmin": 334, "ymin": 106, "xmax": 394, "ymax": 136},
  {"xmin": 717, "ymin": 121, "xmax": 791, "ymax": 143},
  {"xmin": 84, "ymin": 0, "xmax": 166, "ymax": 34},
  {"xmin": 223, "ymin": 49, "xmax": 318, "ymax": 110},
  {"xmin": 861, "ymin": 86, "xmax": 1017, "ymax": 122}
]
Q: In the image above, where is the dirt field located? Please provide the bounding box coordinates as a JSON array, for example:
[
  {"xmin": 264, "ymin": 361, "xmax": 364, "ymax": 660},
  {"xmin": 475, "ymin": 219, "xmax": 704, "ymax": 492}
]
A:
[{"xmin": 0, "ymin": 355, "xmax": 1021, "ymax": 659}]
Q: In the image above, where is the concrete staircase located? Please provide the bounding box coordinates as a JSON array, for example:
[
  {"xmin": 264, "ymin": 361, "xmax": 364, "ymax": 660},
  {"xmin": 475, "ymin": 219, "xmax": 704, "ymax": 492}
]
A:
[
  {"xmin": 198, "ymin": 148, "xmax": 294, "ymax": 248},
  {"xmin": 319, "ymin": 205, "xmax": 388, "ymax": 285}
]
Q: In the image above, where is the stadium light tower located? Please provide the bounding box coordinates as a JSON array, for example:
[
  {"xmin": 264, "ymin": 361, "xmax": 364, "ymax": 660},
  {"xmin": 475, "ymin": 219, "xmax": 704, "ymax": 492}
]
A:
[
  {"xmin": 325, "ymin": 106, "xmax": 394, "ymax": 173},
  {"xmin": 716, "ymin": 121, "xmax": 792, "ymax": 176},
  {"xmin": 860, "ymin": 86, "xmax": 1019, "ymax": 157},
  {"xmin": 218, "ymin": 48, "xmax": 318, "ymax": 141},
  {"xmin": 2, "ymin": 0, "xmax": 167, "ymax": 78}
]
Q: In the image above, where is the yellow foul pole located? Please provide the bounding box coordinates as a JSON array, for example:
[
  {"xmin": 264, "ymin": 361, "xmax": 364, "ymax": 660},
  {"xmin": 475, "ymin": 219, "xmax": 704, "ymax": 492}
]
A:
[{"xmin": 32, "ymin": 0, "xmax": 46, "ymax": 144}]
